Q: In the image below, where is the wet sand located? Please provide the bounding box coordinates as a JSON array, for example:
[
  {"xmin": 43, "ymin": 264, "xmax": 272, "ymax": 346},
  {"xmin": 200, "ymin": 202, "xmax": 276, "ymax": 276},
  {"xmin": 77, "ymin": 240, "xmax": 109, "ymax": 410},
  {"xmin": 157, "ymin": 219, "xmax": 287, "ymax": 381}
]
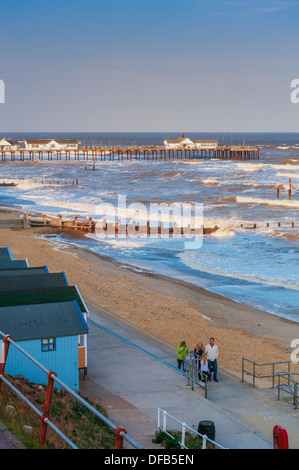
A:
[{"xmin": 0, "ymin": 209, "xmax": 297, "ymax": 378}]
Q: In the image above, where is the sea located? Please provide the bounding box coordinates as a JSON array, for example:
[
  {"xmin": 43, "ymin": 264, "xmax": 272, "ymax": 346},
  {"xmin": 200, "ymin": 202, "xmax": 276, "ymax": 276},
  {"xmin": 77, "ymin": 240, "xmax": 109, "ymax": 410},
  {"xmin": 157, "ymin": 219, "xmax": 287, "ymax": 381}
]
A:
[{"xmin": 0, "ymin": 132, "xmax": 299, "ymax": 322}]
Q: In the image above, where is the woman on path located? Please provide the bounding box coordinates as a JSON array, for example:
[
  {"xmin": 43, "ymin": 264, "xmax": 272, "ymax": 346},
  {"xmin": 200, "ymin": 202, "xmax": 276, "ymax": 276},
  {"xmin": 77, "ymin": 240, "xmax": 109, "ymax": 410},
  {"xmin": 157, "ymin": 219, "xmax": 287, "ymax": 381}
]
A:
[{"xmin": 177, "ymin": 341, "xmax": 189, "ymax": 370}]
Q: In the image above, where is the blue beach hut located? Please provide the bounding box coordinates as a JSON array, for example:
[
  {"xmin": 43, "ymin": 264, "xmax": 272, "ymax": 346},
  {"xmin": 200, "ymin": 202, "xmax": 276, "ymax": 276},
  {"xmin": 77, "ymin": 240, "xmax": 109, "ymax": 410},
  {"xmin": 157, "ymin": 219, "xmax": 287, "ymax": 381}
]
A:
[{"xmin": 0, "ymin": 301, "xmax": 89, "ymax": 391}]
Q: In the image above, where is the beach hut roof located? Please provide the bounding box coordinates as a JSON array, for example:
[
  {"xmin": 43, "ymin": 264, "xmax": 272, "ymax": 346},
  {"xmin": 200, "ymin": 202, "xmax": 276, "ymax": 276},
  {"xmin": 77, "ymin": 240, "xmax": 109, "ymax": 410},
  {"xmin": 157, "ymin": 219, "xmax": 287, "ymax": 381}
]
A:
[
  {"xmin": 0, "ymin": 301, "xmax": 88, "ymax": 341},
  {"xmin": 0, "ymin": 286, "xmax": 87, "ymax": 313},
  {"xmin": 0, "ymin": 273, "xmax": 68, "ymax": 293},
  {"xmin": 0, "ymin": 247, "xmax": 13, "ymax": 262},
  {"xmin": 0, "ymin": 267, "xmax": 48, "ymax": 276},
  {"xmin": 0, "ymin": 260, "xmax": 28, "ymax": 270}
]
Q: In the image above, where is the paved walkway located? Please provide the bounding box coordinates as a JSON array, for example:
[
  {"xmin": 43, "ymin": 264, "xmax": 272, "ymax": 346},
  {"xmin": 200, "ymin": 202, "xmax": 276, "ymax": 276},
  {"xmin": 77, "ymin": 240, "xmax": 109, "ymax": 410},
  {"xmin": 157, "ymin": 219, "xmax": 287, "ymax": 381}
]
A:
[{"xmin": 79, "ymin": 302, "xmax": 299, "ymax": 450}]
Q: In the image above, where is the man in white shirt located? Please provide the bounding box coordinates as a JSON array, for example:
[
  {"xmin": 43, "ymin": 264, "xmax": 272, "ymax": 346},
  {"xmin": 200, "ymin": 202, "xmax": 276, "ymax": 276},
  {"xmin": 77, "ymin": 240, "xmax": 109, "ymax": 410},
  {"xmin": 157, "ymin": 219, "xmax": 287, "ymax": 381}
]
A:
[{"xmin": 205, "ymin": 337, "xmax": 219, "ymax": 382}]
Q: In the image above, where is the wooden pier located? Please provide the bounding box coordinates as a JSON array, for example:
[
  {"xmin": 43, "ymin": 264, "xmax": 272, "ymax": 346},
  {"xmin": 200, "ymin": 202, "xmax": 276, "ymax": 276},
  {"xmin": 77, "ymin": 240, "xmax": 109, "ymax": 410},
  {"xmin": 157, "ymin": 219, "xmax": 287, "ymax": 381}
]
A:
[{"xmin": 0, "ymin": 145, "xmax": 259, "ymax": 163}]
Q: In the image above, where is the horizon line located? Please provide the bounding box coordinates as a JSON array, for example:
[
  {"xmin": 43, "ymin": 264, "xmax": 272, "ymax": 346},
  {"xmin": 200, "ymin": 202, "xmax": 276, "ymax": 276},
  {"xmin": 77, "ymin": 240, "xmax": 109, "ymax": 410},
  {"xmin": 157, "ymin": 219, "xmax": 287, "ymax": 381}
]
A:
[{"xmin": 0, "ymin": 131, "xmax": 298, "ymax": 134}]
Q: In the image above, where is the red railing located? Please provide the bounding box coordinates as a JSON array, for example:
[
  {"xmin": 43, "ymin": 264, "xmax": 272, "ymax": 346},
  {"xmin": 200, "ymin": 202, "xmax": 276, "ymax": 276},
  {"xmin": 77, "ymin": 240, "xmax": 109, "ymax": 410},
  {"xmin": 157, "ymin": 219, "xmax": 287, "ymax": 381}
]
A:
[{"xmin": 0, "ymin": 331, "xmax": 142, "ymax": 449}]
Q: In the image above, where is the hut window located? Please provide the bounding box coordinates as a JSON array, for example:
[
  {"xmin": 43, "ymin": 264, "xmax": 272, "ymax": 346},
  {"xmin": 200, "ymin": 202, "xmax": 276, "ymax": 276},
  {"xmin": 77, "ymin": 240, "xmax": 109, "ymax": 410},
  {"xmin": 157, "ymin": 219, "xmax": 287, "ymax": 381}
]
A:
[{"xmin": 42, "ymin": 338, "xmax": 56, "ymax": 352}]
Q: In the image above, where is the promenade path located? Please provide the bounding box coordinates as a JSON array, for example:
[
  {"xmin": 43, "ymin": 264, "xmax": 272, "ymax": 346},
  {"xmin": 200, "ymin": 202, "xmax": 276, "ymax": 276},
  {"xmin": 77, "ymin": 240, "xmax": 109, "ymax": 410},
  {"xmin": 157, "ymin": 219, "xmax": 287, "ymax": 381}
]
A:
[{"xmin": 80, "ymin": 301, "xmax": 299, "ymax": 450}]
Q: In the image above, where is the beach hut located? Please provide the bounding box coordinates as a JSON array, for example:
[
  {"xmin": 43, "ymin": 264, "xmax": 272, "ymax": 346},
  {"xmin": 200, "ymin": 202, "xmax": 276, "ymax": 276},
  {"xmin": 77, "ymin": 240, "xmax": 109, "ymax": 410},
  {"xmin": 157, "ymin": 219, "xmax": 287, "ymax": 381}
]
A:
[
  {"xmin": 0, "ymin": 285, "xmax": 89, "ymax": 379},
  {"xmin": 0, "ymin": 301, "xmax": 88, "ymax": 391}
]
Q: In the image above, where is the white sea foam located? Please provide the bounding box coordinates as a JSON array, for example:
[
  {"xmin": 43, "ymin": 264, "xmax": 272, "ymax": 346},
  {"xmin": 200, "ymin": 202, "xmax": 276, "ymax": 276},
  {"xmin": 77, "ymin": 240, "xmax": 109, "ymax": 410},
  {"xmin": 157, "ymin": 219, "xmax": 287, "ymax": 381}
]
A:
[
  {"xmin": 209, "ymin": 227, "xmax": 236, "ymax": 238},
  {"xmin": 202, "ymin": 178, "xmax": 220, "ymax": 185},
  {"xmin": 27, "ymin": 198, "xmax": 100, "ymax": 215},
  {"xmin": 181, "ymin": 160, "xmax": 205, "ymax": 165},
  {"xmin": 85, "ymin": 234, "xmax": 144, "ymax": 248},
  {"xmin": 236, "ymin": 163, "xmax": 262, "ymax": 172},
  {"xmin": 276, "ymin": 146, "xmax": 299, "ymax": 150}
]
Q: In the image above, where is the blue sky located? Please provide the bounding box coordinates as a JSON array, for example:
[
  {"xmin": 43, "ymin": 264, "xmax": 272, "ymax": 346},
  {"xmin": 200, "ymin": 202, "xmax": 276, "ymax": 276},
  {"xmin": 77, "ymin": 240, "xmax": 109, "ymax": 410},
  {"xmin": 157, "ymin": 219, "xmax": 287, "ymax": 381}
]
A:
[{"xmin": 0, "ymin": 0, "xmax": 299, "ymax": 132}]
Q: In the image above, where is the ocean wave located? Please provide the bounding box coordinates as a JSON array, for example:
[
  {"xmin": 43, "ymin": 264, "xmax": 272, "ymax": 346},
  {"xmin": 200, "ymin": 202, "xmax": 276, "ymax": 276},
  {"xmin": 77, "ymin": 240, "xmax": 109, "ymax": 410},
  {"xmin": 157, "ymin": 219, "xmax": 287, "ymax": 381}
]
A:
[
  {"xmin": 26, "ymin": 198, "xmax": 100, "ymax": 215},
  {"xmin": 281, "ymin": 158, "xmax": 299, "ymax": 164},
  {"xmin": 178, "ymin": 252, "xmax": 299, "ymax": 291},
  {"xmin": 85, "ymin": 234, "xmax": 144, "ymax": 248},
  {"xmin": 276, "ymin": 172, "xmax": 299, "ymax": 179},
  {"xmin": 0, "ymin": 178, "xmax": 46, "ymax": 190},
  {"xmin": 276, "ymin": 146, "xmax": 299, "ymax": 150},
  {"xmin": 181, "ymin": 161, "xmax": 206, "ymax": 165},
  {"xmin": 237, "ymin": 162, "xmax": 299, "ymax": 173},
  {"xmin": 209, "ymin": 227, "xmax": 236, "ymax": 238},
  {"xmin": 236, "ymin": 195, "xmax": 299, "ymax": 208},
  {"xmin": 236, "ymin": 163, "xmax": 262, "ymax": 172}
]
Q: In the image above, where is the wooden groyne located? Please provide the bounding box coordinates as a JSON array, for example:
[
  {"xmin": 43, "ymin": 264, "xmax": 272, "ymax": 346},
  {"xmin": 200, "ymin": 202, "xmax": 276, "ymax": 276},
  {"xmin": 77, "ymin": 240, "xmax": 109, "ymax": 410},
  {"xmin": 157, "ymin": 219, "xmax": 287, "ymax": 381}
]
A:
[
  {"xmin": 21, "ymin": 214, "xmax": 296, "ymax": 235},
  {"xmin": 22, "ymin": 213, "xmax": 217, "ymax": 236},
  {"xmin": 0, "ymin": 213, "xmax": 295, "ymax": 235},
  {"xmin": 0, "ymin": 145, "xmax": 259, "ymax": 163},
  {"xmin": 26, "ymin": 214, "xmax": 95, "ymax": 231}
]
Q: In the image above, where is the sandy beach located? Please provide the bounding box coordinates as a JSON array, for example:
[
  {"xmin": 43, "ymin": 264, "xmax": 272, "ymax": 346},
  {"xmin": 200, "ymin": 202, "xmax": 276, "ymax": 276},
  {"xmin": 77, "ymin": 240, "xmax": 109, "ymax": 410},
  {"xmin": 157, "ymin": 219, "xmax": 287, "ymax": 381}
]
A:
[{"xmin": 0, "ymin": 209, "xmax": 297, "ymax": 380}]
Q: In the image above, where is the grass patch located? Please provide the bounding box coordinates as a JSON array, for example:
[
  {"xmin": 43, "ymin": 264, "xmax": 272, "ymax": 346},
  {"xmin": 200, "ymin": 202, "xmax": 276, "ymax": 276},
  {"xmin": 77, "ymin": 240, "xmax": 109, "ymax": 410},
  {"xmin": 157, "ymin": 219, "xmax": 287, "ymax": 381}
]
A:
[
  {"xmin": 152, "ymin": 430, "xmax": 214, "ymax": 450},
  {"xmin": 0, "ymin": 375, "xmax": 115, "ymax": 449}
]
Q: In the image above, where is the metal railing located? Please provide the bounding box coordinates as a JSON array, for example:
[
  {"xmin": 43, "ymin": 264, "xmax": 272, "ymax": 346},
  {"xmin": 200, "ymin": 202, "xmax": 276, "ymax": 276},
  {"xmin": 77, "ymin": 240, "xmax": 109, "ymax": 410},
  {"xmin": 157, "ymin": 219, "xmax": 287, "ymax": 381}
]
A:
[
  {"xmin": 0, "ymin": 330, "xmax": 142, "ymax": 449},
  {"xmin": 241, "ymin": 357, "xmax": 296, "ymax": 388},
  {"xmin": 157, "ymin": 409, "xmax": 227, "ymax": 449},
  {"xmin": 276, "ymin": 371, "xmax": 299, "ymax": 409},
  {"xmin": 182, "ymin": 354, "xmax": 208, "ymax": 398}
]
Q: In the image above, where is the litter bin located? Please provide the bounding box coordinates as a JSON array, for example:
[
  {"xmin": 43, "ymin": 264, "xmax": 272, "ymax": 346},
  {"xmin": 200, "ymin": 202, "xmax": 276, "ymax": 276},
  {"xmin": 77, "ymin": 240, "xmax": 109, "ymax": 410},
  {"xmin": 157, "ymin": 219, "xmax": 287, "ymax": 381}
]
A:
[{"xmin": 198, "ymin": 420, "xmax": 215, "ymax": 441}]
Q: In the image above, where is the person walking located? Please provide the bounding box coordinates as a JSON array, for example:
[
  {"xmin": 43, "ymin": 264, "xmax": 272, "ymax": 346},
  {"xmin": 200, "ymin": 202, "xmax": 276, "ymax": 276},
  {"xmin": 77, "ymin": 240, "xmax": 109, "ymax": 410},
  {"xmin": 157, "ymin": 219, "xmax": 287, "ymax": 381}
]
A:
[
  {"xmin": 205, "ymin": 337, "xmax": 219, "ymax": 382},
  {"xmin": 177, "ymin": 341, "xmax": 189, "ymax": 370}
]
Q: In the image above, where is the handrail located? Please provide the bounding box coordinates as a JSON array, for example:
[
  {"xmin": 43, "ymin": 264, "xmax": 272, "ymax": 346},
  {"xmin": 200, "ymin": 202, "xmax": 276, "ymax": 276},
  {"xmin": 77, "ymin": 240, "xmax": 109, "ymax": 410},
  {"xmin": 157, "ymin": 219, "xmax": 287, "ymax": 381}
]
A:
[
  {"xmin": 183, "ymin": 354, "xmax": 208, "ymax": 398},
  {"xmin": 276, "ymin": 371, "xmax": 299, "ymax": 409},
  {"xmin": 241, "ymin": 357, "xmax": 294, "ymax": 388},
  {"xmin": 0, "ymin": 330, "xmax": 142, "ymax": 449},
  {"xmin": 157, "ymin": 409, "xmax": 227, "ymax": 449}
]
